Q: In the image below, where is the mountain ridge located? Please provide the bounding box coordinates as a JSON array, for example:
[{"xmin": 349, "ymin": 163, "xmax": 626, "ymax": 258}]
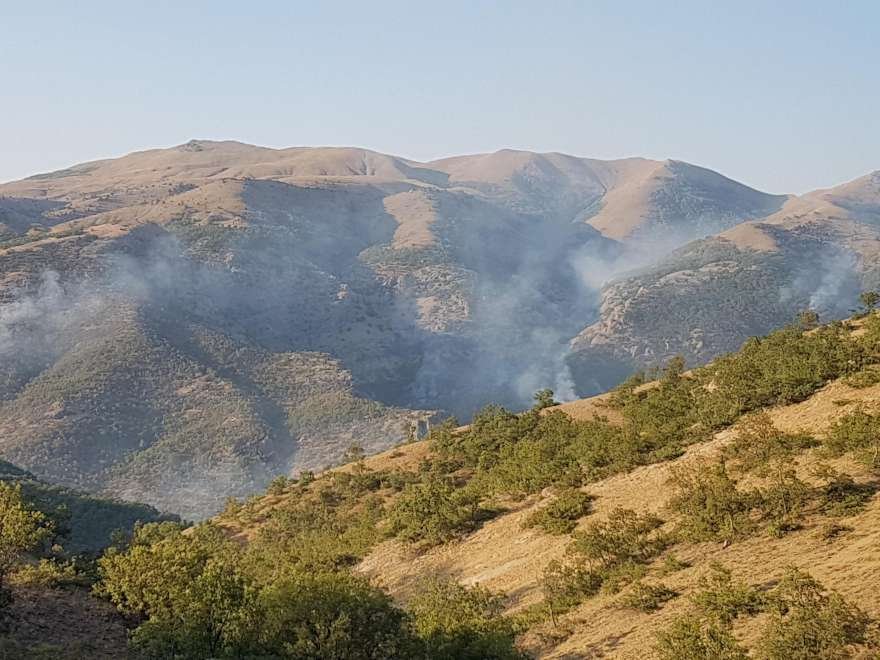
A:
[{"xmin": 0, "ymin": 141, "xmax": 877, "ymax": 517}]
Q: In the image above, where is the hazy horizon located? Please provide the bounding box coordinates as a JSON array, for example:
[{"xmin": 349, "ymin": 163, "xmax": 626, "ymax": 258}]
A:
[{"xmin": 2, "ymin": 1, "xmax": 878, "ymax": 193}]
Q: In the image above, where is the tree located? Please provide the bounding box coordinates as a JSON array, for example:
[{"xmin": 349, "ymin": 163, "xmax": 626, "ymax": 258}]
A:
[
  {"xmin": 668, "ymin": 462, "xmax": 756, "ymax": 543},
  {"xmin": 655, "ymin": 615, "xmax": 748, "ymax": 660},
  {"xmin": 532, "ymin": 389, "xmax": 559, "ymax": 411},
  {"xmin": 757, "ymin": 568, "xmax": 873, "ymax": 659},
  {"xmin": 410, "ymin": 578, "xmax": 525, "ymax": 660},
  {"xmin": 388, "ymin": 475, "xmax": 481, "ymax": 546},
  {"xmin": 97, "ymin": 522, "xmax": 257, "ymax": 658},
  {"xmin": 859, "ymin": 290, "xmax": 880, "ymax": 313},
  {"xmin": 797, "ymin": 309, "xmax": 819, "ymax": 330},
  {"xmin": 569, "ymin": 507, "xmax": 667, "ymax": 568},
  {"xmin": 0, "ymin": 483, "xmax": 52, "ymax": 600},
  {"xmin": 259, "ymin": 571, "xmax": 420, "ymax": 659}
]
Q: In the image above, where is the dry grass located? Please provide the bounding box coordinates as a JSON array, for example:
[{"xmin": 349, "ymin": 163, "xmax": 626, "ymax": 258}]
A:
[{"xmin": 351, "ymin": 377, "xmax": 880, "ymax": 658}]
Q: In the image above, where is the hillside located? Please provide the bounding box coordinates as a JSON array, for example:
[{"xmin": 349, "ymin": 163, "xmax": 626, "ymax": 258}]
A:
[
  {"xmin": 569, "ymin": 171, "xmax": 880, "ymax": 388},
  {"xmin": 207, "ymin": 313, "xmax": 880, "ymax": 658},
  {"xmin": 4, "ymin": 312, "xmax": 880, "ymax": 658},
  {"xmin": 0, "ymin": 141, "xmax": 795, "ymax": 516}
]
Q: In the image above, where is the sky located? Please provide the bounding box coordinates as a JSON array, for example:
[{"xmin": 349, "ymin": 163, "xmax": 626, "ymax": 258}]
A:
[{"xmin": 1, "ymin": 1, "xmax": 877, "ymax": 193}]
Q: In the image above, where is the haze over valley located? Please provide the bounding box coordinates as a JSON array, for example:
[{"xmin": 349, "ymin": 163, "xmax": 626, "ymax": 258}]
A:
[{"xmin": 1, "ymin": 140, "xmax": 878, "ymax": 516}]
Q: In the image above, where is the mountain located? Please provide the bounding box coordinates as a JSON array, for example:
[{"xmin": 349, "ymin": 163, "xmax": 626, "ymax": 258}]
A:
[
  {"xmin": 569, "ymin": 171, "xmax": 880, "ymax": 388},
  {"xmin": 0, "ymin": 141, "xmax": 852, "ymax": 516}
]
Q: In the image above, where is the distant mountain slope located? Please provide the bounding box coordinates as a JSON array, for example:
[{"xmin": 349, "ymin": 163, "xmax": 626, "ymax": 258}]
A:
[
  {"xmin": 0, "ymin": 140, "xmax": 860, "ymax": 515},
  {"xmin": 569, "ymin": 171, "xmax": 880, "ymax": 391}
]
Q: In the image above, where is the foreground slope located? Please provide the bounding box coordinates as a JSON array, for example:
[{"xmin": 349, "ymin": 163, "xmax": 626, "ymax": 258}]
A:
[{"xmin": 214, "ymin": 313, "xmax": 880, "ymax": 658}]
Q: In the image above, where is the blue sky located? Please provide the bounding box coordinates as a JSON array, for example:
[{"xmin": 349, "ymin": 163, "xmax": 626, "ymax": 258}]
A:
[{"xmin": 1, "ymin": 0, "xmax": 877, "ymax": 192}]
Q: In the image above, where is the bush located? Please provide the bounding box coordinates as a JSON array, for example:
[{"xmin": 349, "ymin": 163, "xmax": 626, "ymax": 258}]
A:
[
  {"xmin": 689, "ymin": 564, "xmax": 764, "ymax": 624},
  {"xmin": 823, "ymin": 408, "xmax": 880, "ymax": 470},
  {"xmin": 610, "ymin": 357, "xmax": 706, "ymax": 452},
  {"xmin": 757, "ymin": 568, "xmax": 874, "ymax": 659},
  {"xmin": 817, "ymin": 469, "xmax": 874, "ymax": 516},
  {"xmin": 266, "ymin": 475, "xmax": 290, "ymax": 496},
  {"xmin": 619, "ymin": 580, "xmax": 677, "ymax": 612},
  {"xmin": 0, "ymin": 482, "xmax": 53, "ymax": 603},
  {"xmin": 817, "ymin": 522, "xmax": 853, "ymax": 542},
  {"xmin": 388, "ymin": 475, "xmax": 482, "ymax": 546},
  {"xmin": 97, "ymin": 522, "xmax": 256, "ymax": 658},
  {"xmin": 259, "ymin": 571, "xmax": 420, "ymax": 659},
  {"xmin": 522, "ymin": 489, "xmax": 594, "ymax": 535},
  {"xmin": 569, "ymin": 508, "xmax": 668, "ymax": 568},
  {"xmin": 656, "ymin": 553, "xmax": 691, "ymax": 576},
  {"xmin": 668, "ymin": 462, "xmax": 756, "ymax": 543},
  {"xmin": 410, "ymin": 578, "xmax": 526, "ymax": 660},
  {"xmin": 540, "ymin": 559, "xmax": 602, "ymax": 620},
  {"xmin": 722, "ymin": 413, "xmax": 816, "ymax": 474},
  {"xmin": 697, "ymin": 324, "xmax": 866, "ymax": 421},
  {"xmin": 655, "ymin": 615, "xmax": 748, "ymax": 660},
  {"xmin": 757, "ymin": 465, "xmax": 810, "ymax": 535},
  {"xmin": 7, "ymin": 559, "xmax": 80, "ymax": 588}
]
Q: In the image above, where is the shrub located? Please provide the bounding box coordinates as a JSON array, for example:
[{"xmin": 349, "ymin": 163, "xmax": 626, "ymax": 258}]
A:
[
  {"xmin": 569, "ymin": 508, "xmax": 668, "ymax": 569},
  {"xmin": 757, "ymin": 568, "xmax": 874, "ymax": 659},
  {"xmin": 532, "ymin": 388, "xmax": 559, "ymax": 411},
  {"xmin": 722, "ymin": 413, "xmax": 816, "ymax": 474},
  {"xmin": 259, "ymin": 571, "xmax": 420, "ymax": 659},
  {"xmin": 7, "ymin": 559, "xmax": 79, "ymax": 588},
  {"xmin": 656, "ymin": 553, "xmax": 691, "ymax": 576},
  {"xmin": 689, "ymin": 564, "xmax": 764, "ymax": 624},
  {"xmin": 619, "ymin": 580, "xmax": 677, "ymax": 612},
  {"xmin": 817, "ymin": 522, "xmax": 853, "ymax": 542},
  {"xmin": 817, "ymin": 469, "xmax": 874, "ymax": 516},
  {"xmin": 388, "ymin": 475, "xmax": 482, "ymax": 546},
  {"xmin": 757, "ymin": 465, "xmax": 810, "ymax": 535},
  {"xmin": 697, "ymin": 324, "xmax": 866, "ymax": 421},
  {"xmin": 668, "ymin": 462, "xmax": 756, "ymax": 543},
  {"xmin": 540, "ymin": 559, "xmax": 602, "ymax": 620},
  {"xmin": 824, "ymin": 408, "xmax": 880, "ymax": 470},
  {"xmin": 410, "ymin": 578, "xmax": 526, "ymax": 660},
  {"xmin": 266, "ymin": 475, "xmax": 290, "ymax": 496},
  {"xmin": 843, "ymin": 366, "xmax": 880, "ymax": 388},
  {"xmin": 611, "ymin": 357, "xmax": 706, "ymax": 451},
  {"xmin": 97, "ymin": 522, "xmax": 257, "ymax": 658},
  {"xmin": 655, "ymin": 615, "xmax": 748, "ymax": 660},
  {"xmin": 0, "ymin": 483, "xmax": 53, "ymax": 600},
  {"xmin": 522, "ymin": 489, "xmax": 594, "ymax": 535}
]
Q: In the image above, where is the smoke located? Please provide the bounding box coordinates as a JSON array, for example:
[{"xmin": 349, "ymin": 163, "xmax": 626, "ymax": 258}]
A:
[
  {"xmin": 808, "ymin": 250, "xmax": 860, "ymax": 315},
  {"xmin": 780, "ymin": 244, "xmax": 862, "ymax": 320}
]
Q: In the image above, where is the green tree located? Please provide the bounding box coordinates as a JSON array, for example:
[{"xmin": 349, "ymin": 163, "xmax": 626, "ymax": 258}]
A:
[
  {"xmin": 859, "ymin": 290, "xmax": 880, "ymax": 313},
  {"xmin": 757, "ymin": 568, "xmax": 873, "ymax": 659},
  {"xmin": 410, "ymin": 578, "xmax": 525, "ymax": 660},
  {"xmin": 532, "ymin": 388, "xmax": 559, "ymax": 411},
  {"xmin": 668, "ymin": 462, "xmax": 756, "ymax": 543},
  {"xmin": 258, "ymin": 571, "xmax": 420, "ymax": 659},
  {"xmin": 0, "ymin": 483, "xmax": 52, "ymax": 600},
  {"xmin": 655, "ymin": 615, "xmax": 748, "ymax": 660},
  {"xmin": 569, "ymin": 507, "xmax": 667, "ymax": 568},
  {"xmin": 388, "ymin": 475, "xmax": 481, "ymax": 546},
  {"xmin": 97, "ymin": 522, "xmax": 257, "ymax": 658}
]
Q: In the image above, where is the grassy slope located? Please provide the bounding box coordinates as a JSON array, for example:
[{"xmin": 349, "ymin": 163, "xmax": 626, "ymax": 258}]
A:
[{"xmin": 217, "ymin": 321, "xmax": 880, "ymax": 659}]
